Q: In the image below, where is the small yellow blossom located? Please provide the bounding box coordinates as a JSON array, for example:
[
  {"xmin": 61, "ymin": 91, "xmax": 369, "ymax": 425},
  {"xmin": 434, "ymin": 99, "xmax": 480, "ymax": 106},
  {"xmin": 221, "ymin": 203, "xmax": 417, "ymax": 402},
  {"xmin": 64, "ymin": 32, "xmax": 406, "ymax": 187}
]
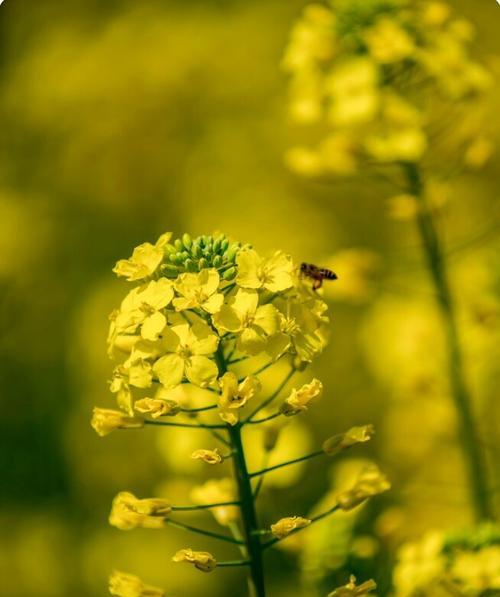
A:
[
  {"xmin": 270, "ymin": 516, "xmax": 311, "ymax": 539},
  {"xmin": 109, "ymin": 491, "xmax": 171, "ymax": 530},
  {"xmin": 336, "ymin": 465, "xmax": 390, "ymax": 511},
  {"xmin": 363, "ymin": 18, "xmax": 415, "ymax": 64},
  {"xmin": 191, "ymin": 448, "xmax": 224, "ymax": 465},
  {"xmin": 173, "ymin": 268, "xmax": 224, "ymax": 314},
  {"xmin": 152, "ymin": 322, "xmax": 219, "ymax": 389},
  {"xmin": 113, "ymin": 233, "xmax": 171, "ymax": 282},
  {"xmin": 386, "ymin": 194, "xmax": 419, "ymax": 221},
  {"xmin": 213, "ymin": 289, "xmax": 279, "ymax": 355},
  {"xmin": 190, "ymin": 478, "xmax": 239, "ymax": 526},
  {"xmin": 134, "ymin": 397, "xmax": 180, "ymax": 418},
  {"xmin": 327, "ymin": 575, "xmax": 377, "ymax": 597},
  {"xmin": 236, "ymin": 248, "xmax": 295, "ymax": 293},
  {"xmin": 280, "ymin": 378, "xmax": 323, "ymax": 416},
  {"xmin": 217, "ymin": 372, "xmax": 261, "ymax": 425},
  {"xmin": 173, "ymin": 548, "xmax": 217, "ymax": 572},
  {"xmin": 91, "ymin": 408, "xmax": 144, "ymax": 437},
  {"xmin": 322, "ymin": 425, "xmax": 375, "ymax": 456},
  {"xmin": 109, "ymin": 571, "xmax": 164, "ymax": 597}
]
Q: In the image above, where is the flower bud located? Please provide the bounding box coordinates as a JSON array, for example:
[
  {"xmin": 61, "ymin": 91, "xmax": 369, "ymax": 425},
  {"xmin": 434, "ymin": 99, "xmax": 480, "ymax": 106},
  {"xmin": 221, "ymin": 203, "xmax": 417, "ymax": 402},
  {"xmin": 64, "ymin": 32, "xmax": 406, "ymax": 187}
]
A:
[
  {"xmin": 279, "ymin": 379, "xmax": 323, "ymax": 416},
  {"xmin": 172, "ymin": 548, "xmax": 217, "ymax": 572},
  {"xmin": 327, "ymin": 575, "xmax": 377, "ymax": 596},
  {"xmin": 191, "ymin": 448, "xmax": 224, "ymax": 465},
  {"xmin": 270, "ymin": 516, "xmax": 311, "ymax": 539},
  {"xmin": 336, "ymin": 465, "xmax": 390, "ymax": 511},
  {"xmin": 109, "ymin": 571, "xmax": 164, "ymax": 597},
  {"xmin": 109, "ymin": 491, "xmax": 171, "ymax": 530},
  {"xmin": 91, "ymin": 408, "xmax": 143, "ymax": 437},
  {"xmin": 134, "ymin": 398, "xmax": 180, "ymax": 418},
  {"xmin": 322, "ymin": 425, "xmax": 375, "ymax": 456}
]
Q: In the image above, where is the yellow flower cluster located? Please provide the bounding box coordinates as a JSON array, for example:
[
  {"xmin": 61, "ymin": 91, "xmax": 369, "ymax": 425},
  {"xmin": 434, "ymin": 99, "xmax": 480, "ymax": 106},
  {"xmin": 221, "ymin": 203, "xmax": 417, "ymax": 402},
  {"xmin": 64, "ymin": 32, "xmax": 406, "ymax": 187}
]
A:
[
  {"xmin": 393, "ymin": 525, "xmax": 500, "ymax": 596},
  {"xmin": 100, "ymin": 233, "xmax": 329, "ymax": 427},
  {"xmin": 283, "ymin": 0, "xmax": 492, "ymax": 177}
]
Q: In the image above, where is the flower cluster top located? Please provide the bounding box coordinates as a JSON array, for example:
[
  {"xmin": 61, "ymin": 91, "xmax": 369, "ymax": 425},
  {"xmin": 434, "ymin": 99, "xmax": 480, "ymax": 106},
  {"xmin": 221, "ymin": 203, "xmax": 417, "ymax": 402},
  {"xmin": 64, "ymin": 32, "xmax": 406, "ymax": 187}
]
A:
[
  {"xmin": 106, "ymin": 232, "xmax": 329, "ymax": 418},
  {"xmin": 283, "ymin": 0, "xmax": 492, "ymax": 176}
]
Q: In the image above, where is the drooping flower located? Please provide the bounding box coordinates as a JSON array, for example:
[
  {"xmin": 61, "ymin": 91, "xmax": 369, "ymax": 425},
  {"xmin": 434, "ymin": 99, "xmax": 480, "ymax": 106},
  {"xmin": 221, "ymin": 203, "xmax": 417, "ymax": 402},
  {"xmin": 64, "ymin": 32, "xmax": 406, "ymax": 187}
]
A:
[
  {"xmin": 213, "ymin": 289, "xmax": 279, "ymax": 355},
  {"xmin": 280, "ymin": 378, "xmax": 323, "ymax": 416},
  {"xmin": 323, "ymin": 425, "xmax": 375, "ymax": 456},
  {"xmin": 217, "ymin": 372, "xmax": 261, "ymax": 425},
  {"xmin": 327, "ymin": 575, "xmax": 377, "ymax": 597},
  {"xmin": 173, "ymin": 269, "xmax": 224, "ymax": 314},
  {"xmin": 236, "ymin": 248, "xmax": 295, "ymax": 293},
  {"xmin": 152, "ymin": 322, "xmax": 219, "ymax": 389},
  {"xmin": 336, "ymin": 465, "xmax": 390, "ymax": 511},
  {"xmin": 270, "ymin": 516, "xmax": 311, "ymax": 539},
  {"xmin": 113, "ymin": 233, "xmax": 172, "ymax": 282},
  {"xmin": 109, "ymin": 571, "xmax": 164, "ymax": 597},
  {"xmin": 134, "ymin": 397, "xmax": 180, "ymax": 418},
  {"xmin": 109, "ymin": 492, "xmax": 172, "ymax": 530},
  {"xmin": 91, "ymin": 408, "xmax": 144, "ymax": 437},
  {"xmin": 191, "ymin": 448, "xmax": 224, "ymax": 465},
  {"xmin": 190, "ymin": 478, "xmax": 239, "ymax": 526},
  {"xmin": 172, "ymin": 548, "xmax": 217, "ymax": 572}
]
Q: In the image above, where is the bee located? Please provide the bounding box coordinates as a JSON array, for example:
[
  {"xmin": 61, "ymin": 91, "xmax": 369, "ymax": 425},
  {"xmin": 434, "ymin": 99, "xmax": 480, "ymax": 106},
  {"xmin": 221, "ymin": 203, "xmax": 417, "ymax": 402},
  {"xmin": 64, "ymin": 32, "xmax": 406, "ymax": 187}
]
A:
[{"xmin": 300, "ymin": 262, "xmax": 338, "ymax": 291}]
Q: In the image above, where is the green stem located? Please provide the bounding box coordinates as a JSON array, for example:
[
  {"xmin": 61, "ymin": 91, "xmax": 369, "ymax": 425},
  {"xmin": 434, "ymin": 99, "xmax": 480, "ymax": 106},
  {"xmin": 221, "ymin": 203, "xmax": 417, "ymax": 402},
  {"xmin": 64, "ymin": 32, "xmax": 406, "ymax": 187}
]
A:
[
  {"xmin": 249, "ymin": 450, "xmax": 324, "ymax": 478},
  {"xmin": 172, "ymin": 501, "xmax": 240, "ymax": 511},
  {"xmin": 218, "ymin": 560, "xmax": 252, "ymax": 568},
  {"xmin": 144, "ymin": 420, "xmax": 226, "ymax": 430},
  {"xmin": 166, "ymin": 519, "xmax": 244, "ymax": 545},
  {"xmin": 405, "ymin": 162, "xmax": 493, "ymax": 521},
  {"xmin": 245, "ymin": 368, "xmax": 295, "ymax": 422},
  {"xmin": 215, "ymin": 347, "xmax": 266, "ymax": 597}
]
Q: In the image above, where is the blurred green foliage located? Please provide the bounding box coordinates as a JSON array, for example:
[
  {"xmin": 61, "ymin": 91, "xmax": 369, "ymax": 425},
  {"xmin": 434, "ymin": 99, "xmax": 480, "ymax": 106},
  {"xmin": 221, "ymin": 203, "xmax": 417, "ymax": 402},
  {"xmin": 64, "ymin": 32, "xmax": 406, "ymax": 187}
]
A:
[{"xmin": 0, "ymin": 1, "xmax": 499, "ymax": 596}]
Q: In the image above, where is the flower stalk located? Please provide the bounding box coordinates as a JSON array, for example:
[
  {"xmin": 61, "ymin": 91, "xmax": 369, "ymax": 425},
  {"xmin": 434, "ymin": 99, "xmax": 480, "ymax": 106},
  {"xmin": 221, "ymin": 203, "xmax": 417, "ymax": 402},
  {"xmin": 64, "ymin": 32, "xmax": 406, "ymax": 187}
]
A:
[{"xmin": 405, "ymin": 162, "xmax": 492, "ymax": 522}]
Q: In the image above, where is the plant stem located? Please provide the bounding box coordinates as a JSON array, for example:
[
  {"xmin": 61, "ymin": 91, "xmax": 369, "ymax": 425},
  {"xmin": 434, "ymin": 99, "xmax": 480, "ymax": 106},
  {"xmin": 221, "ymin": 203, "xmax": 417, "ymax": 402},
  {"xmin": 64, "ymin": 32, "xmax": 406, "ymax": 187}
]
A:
[
  {"xmin": 215, "ymin": 346, "xmax": 266, "ymax": 597},
  {"xmin": 249, "ymin": 450, "xmax": 323, "ymax": 478},
  {"xmin": 166, "ymin": 519, "xmax": 244, "ymax": 545},
  {"xmin": 405, "ymin": 162, "xmax": 493, "ymax": 521}
]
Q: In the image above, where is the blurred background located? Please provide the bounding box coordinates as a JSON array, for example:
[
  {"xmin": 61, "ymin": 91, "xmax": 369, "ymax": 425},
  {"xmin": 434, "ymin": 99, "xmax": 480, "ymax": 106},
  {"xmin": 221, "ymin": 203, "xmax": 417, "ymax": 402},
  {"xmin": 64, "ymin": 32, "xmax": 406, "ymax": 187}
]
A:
[{"xmin": 0, "ymin": 0, "xmax": 499, "ymax": 595}]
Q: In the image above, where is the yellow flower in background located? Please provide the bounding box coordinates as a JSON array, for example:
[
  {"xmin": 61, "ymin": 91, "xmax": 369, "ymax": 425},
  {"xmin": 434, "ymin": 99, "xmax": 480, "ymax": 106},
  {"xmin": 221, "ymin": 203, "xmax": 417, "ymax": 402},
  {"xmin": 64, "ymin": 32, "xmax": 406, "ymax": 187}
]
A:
[
  {"xmin": 113, "ymin": 233, "xmax": 172, "ymax": 282},
  {"xmin": 109, "ymin": 492, "xmax": 172, "ymax": 530},
  {"xmin": 172, "ymin": 548, "xmax": 217, "ymax": 572},
  {"xmin": 322, "ymin": 425, "xmax": 375, "ymax": 456},
  {"xmin": 363, "ymin": 17, "xmax": 415, "ymax": 64},
  {"xmin": 322, "ymin": 248, "xmax": 380, "ymax": 304},
  {"xmin": 217, "ymin": 372, "xmax": 261, "ymax": 425},
  {"xmin": 327, "ymin": 575, "xmax": 377, "ymax": 596},
  {"xmin": 270, "ymin": 516, "xmax": 311, "ymax": 539},
  {"xmin": 91, "ymin": 407, "xmax": 144, "ymax": 437},
  {"xmin": 280, "ymin": 378, "xmax": 323, "ymax": 416},
  {"xmin": 190, "ymin": 478, "xmax": 239, "ymax": 526},
  {"xmin": 191, "ymin": 448, "xmax": 224, "ymax": 465},
  {"xmin": 108, "ymin": 571, "xmax": 164, "ymax": 597},
  {"xmin": 336, "ymin": 465, "xmax": 390, "ymax": 511},
  {"xmin": 236, "ymin": 248, "xmax": 295, "ymax": 293},
  {"xmin": 134, "ymin": 397, "xmax": 180, "ymax": 418},
  {"xmin": 213, "ymin": 288, "xmax": 279, "ymax": 355},
  {"xmin": 152, "ymin": 322, "xmax": 219, "ymax": 389},
  {"xmin": 451, "ymin": 545, "xmax": 500, "ymax": 592},
  {"xmin": 173, "ymin": 268, "xmax": 224, "ymax": 314}
]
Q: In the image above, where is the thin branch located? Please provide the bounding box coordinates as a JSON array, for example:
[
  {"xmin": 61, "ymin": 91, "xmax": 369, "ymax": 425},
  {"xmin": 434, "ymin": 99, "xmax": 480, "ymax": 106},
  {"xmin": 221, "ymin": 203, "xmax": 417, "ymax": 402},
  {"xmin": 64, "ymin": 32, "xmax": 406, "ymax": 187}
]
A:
[
  {"xmin": 244, "ymin": 367, "xmax": 295, "ymax": 422},
  {"xmin": 247, "ymin": 412, "xmax": 281, "ymax": 425},
  {"xmin": 249, "ymin": 450, "xmax": 323, "ymax": 478},
  {"xmin": 218, "ymin": 560, "xmax": 252, "ymax": 567},
  {"xmin": 179, "ymin": 404, "xmax": 218, "ymax": 413},
  {"xmin": 166, "ymin": 518, "xmax": 244, "ymax": 545},
  {"xmin": 252, "ymin": 452, "xmax": 270, "ymax": 499},
  {"xmin": 262, "ymin": 504, "xmax": 341, "ymax": 549},
  {"xmin": 172, "ymin": 501, "xmax": 240, "ymax": 511},
  {"xmin": 145, "ymin": 420, "xmax": 226, "ymax": 430}
]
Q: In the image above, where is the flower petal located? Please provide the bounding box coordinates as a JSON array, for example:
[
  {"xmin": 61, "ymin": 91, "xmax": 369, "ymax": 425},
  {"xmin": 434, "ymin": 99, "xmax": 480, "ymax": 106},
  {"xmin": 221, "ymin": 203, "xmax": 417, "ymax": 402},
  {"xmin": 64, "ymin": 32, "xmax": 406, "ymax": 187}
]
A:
[
  {"xmin": 153, "ymin": 354, "xmax": 185, "ymax": 389},
  {"xmin": 185, "ymin": 356, "xmax": 219, "ymax": 387},
  {"xmin": 236, "ymin": 249, "xmax": 262, "ymax": 289},
  {"xmin": 254, "ymin": 304, "xmax": 280, "ymax": 336},
  {"xmin": 141, "ymin": 311, "xmax": 167, "ymax": 341}
]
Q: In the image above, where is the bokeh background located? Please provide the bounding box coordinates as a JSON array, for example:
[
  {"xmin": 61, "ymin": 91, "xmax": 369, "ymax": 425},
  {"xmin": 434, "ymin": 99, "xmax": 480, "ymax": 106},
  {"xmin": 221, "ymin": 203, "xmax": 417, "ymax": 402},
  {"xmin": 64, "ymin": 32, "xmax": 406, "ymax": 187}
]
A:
[{"xmin": 1, "ymin": 0, "xmax": 499, "ymax": 596}]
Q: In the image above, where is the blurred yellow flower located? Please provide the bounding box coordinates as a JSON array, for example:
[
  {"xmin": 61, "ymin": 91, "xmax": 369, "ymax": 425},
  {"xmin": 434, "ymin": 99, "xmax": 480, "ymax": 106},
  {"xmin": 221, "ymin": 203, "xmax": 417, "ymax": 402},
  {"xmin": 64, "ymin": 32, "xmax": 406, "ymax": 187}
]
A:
[
  {"xmin": 113, "ymin": 233, "xmax": 172, "ymax": 282},
  {"xmin": 213, "ymin": 288, "xmax": 279, "ymax": 355},
  {"xmin": 108, "ymin": 571, "xmax": 164, "ymax": 597},
  {"xmin": 172, "ymin": 548, "xmax": 217, "ymax": 572},
  {"xmin": 363, "ymin": 18, "xmax": 415, "ymax": 64},
  {"xmin": 91, "ymin": 407, "xmax": 144, "ymax": 437},
  {"xmin": 451, "ymin": 545, "xmax": 500, "ymax": 592},
  {"xmin": 217, "ymin": 372, "xmax": 261, "ymax": 425},
  {"xmin": 190, "ymin": 478, "xmax": 239, "ymax": 527},
  {"xmin": 327, "ymin": 574, "xmax": 377, "ymax": 596},
  {"xmin": 152, "ymin": 322, "xmax": 219, "ymax": 389},
  {"xmin": 236, "ymin": 248, "xmax": 295, "ymax": 293},
  {"xmin": 173, "ymin": 269, "xmax": 224, "ymax": 314},
  {"xmin": 270, "ymin": 516, "xmax": 311, "ymax": 539},
  {"xmin": 322, "ymin": 425, "xmax": 375, "ymax": 456},
  {"xmin": 109, "ymin": 491, "xmax": 171, "ymax": 531},
  {"xmin": 279, "ymin": 378, "xmax": 323, "ymax": 416},
  {"xmin": 191, "ymin": 448, "xmax": 224, "ymax": 465},
  {"xmin": 134, "ymin": 397, "xmax": 180, "ymax": 418},
  {"xmin": 337, "ymin": 465, "xmax": 390, "ymax": 511}
]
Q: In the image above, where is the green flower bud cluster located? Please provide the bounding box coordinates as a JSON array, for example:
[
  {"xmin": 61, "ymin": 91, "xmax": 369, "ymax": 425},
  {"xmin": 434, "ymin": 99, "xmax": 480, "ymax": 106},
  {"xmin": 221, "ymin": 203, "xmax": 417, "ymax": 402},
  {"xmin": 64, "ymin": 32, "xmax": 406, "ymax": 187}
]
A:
[{"xmin": 160, "ymin": 233, "xmax": 246, "ymax": 280}]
